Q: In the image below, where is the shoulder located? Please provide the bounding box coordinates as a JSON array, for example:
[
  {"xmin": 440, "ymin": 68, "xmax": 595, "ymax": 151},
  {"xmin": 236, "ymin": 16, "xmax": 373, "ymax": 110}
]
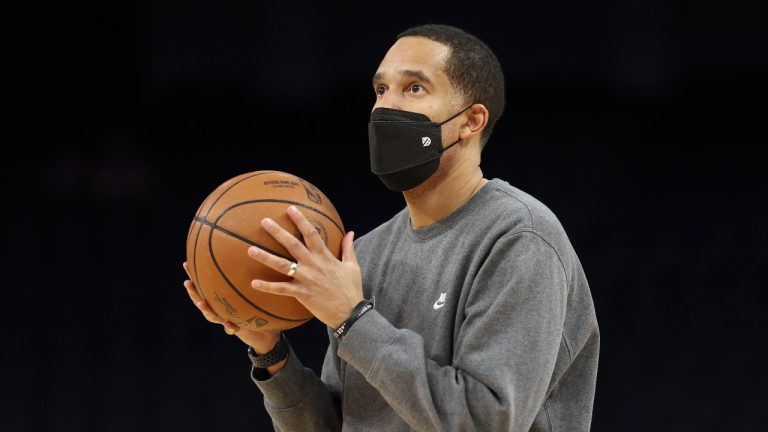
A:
[
  {"xmin": 479, "ymin": 179, "xmax": 578, "ymax": 273},
  {"xmin": 481, "ymin": 179, "xmax": 566, "ymax": 238}
]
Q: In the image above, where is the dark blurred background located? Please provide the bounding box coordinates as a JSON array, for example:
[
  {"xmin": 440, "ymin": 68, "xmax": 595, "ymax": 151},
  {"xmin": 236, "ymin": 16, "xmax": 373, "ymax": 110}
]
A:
[{"xmin": 4, "ymin": 1, "xmax": 767, "ymax": 431}]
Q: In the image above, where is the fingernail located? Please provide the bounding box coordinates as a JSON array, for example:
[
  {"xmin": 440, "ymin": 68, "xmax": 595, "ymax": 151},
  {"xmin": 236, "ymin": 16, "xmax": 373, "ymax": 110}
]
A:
[
  {"xmin": 195, "ymin": 301, "xmax": 204, "ymax": 309},
  {"xmin": 248, "ymin": 246, "xmax": 261, "ymax": 256},
  {"xmin": 261, "ymin": 218, "xmax": 275, "ymax": 228},
  {"xmin": 251, "ymin": 280, "xmax": 261, "ymax": 289},
  {"xmin": 288, "ymin": 205, "xmax": 298, "ymax": 214}
]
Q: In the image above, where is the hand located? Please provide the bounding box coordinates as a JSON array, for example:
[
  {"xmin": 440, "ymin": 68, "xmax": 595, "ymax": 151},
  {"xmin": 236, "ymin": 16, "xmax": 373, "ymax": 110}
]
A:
[
  {"xmin": 247, "ymin": 205, "xmax": 363, "ymax": 329},
  {"xmin": 182, "ymin": 262, "xmax": 281, "ymax": 355}
]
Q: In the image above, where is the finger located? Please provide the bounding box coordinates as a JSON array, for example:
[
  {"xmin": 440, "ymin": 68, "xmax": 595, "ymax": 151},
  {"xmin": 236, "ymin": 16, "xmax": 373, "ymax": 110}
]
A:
[
  {"xmin": 195, "ymin": 299, "xmax": 226, "ymax": 325},
  {"xmin": 182, "ymin": 261, "xmax": 191, "ymax": 279},
  {"xmin": 223, "ymin": 321, "xmax": 240, "ymax": 335},
  {"xmin": 248, "ymin": 246, "xmax": 297, "ymax": 278},
  {"xmin": 341, "ymin": 231, "xmax": 357, "ymax": 264},
  {"xmin": 225, "ymin": 320, "xmax": 241, "ymax": 332},
  {"xmin": 286, "ymin": 206, "xmax": 326, "ymax": 253},
  {"xmin": 251, "ymin": 279, "xmax": 300, "ymax": 298},
  {"xmin": 183, "ymin": 279, "xmax": 203, "ymax": 304},
  {"xmin": 184, "ymin": 280, "xmax": 226, "ymax": 325},
  {"xmin": 261, "ymin": 217, "xmax": 309, "ymax": 262}
]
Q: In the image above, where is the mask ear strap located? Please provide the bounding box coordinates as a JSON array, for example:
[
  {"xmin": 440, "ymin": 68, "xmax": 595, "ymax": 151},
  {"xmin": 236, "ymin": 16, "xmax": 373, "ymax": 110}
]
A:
[
  {"xmin": 438, "ymin": 104, "xmax": 474, "ymax": 126},
  {"xmin": 439, "ymin": 137, "xmax": 463, "ymax": 154},
  {"xmin": 437, "ymin": 104, "xmax": 474, "ymax": 153}
]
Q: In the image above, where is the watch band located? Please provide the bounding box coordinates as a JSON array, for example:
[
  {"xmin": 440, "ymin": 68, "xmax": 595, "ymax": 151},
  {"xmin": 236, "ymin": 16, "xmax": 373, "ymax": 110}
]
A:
[{"xmin": 247, "ymin": 333, "xmax": 289, "ymax": 368}]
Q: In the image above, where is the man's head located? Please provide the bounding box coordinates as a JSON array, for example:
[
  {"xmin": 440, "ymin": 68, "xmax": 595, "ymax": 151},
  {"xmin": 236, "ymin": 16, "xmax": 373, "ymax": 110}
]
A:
[{"xmin": 372, "ymin": 24, "xmax": 505, "ymax": 147}]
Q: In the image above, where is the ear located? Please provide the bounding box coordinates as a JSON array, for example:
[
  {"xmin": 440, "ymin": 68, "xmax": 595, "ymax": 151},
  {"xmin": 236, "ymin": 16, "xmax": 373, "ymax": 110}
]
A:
[{"xmin": 458, "ymin": 104, "xmax": 489, "ymax": 142}]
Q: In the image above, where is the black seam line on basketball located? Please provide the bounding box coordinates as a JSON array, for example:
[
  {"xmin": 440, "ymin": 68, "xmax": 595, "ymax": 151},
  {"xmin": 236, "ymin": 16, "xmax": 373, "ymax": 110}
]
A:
[
  {"xmin": 215, "ymin": 199, "xmax": 344, "ymax": 235},
  {"xmin": 193, "ymin": 217, "xmax": 293, "ymax": 262},
  {"xmin": 196, "ymin": 172, "xmax": 278, "ymax": 286},
  {"xmin": 203, "ymin": 171, "xmax": 278, "ymax": 219},
  {"xmin": 205, "ymin": 221, "xmax": 309, "ymax": 323}
]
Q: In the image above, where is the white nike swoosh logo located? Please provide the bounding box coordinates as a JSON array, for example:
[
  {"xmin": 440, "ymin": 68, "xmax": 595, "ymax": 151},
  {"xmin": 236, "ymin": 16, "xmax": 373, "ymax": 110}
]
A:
[{"xmin": 433, "ymin": 300, "xmax": 446, "ymax": 310}]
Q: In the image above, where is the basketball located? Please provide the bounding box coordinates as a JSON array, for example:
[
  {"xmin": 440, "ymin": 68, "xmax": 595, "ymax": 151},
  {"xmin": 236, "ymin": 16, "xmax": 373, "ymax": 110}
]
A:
[{"xmin": 185, "ymin": 171, "xmax": 345, "ymax": 331}]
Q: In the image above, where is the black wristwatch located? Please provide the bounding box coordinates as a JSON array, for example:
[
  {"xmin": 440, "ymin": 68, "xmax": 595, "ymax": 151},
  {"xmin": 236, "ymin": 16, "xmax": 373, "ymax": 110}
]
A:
[{"xmin": 247, "ymin": 333, "xmax": 289, "ymax": 368}]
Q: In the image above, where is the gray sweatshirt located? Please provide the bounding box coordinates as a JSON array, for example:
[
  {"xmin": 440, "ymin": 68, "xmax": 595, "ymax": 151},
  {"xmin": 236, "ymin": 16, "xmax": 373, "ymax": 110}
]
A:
[{"xmin": 253, "ymin": 178, "xmax": 600, "ymax": 431}]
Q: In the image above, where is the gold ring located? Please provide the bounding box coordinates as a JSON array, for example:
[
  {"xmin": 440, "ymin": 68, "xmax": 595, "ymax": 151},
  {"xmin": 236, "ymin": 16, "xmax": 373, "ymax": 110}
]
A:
[{"xmin": 286, "ymin": 261, "xmax": 298, "ymax": 277}]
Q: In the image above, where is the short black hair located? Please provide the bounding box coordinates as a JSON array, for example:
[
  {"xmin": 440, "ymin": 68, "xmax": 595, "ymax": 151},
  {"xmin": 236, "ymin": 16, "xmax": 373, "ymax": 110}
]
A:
[{"xmin": 398, "ymin": 24, "xmax": 505, "ymax": 146}]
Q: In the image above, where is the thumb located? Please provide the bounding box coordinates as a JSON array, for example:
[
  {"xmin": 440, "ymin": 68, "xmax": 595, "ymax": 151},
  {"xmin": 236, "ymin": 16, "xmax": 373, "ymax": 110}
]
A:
[{"xmin": 341, "ymin": 231, "xmax": 357, "ymax": 264}]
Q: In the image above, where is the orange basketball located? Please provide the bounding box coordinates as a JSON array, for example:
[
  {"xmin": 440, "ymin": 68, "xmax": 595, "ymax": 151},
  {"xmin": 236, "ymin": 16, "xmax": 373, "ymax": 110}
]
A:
[{"xmin": 185, "ymin": 171, "xmax": 345, "ymax": 331}]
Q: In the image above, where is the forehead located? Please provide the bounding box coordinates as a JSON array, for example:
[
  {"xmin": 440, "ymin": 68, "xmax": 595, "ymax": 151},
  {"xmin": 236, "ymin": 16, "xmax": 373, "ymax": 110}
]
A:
[{"xmin": 374, "ymin": 37, "xmax": 451, "ymax": 84}]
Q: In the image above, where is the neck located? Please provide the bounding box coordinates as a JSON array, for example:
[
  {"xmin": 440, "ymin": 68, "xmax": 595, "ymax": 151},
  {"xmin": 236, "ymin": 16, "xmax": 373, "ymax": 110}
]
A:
[{"xmin": 403, "ymin": 162, "xmax": 487, "ymax": 228}]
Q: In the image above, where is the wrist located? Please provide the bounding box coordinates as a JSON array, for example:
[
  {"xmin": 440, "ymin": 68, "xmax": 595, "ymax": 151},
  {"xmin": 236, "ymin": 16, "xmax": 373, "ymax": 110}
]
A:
[
  {"xmin": 331, "ymin": 299, "xmax": 364, "ymax": 329},
  {"xmin": 248, "ymin": 331, "xmax": 282, "ymax": 355},
  {"xmin": 266, "ymin": 358, "xmax": 288, "ymax": 377},
  {"xmin": 247, "ymin": 333, "xmax": 289, "ymax": 369},
  {"xmin": 333, "ymin": 297, "xmax": 375, "ymax": 340}
]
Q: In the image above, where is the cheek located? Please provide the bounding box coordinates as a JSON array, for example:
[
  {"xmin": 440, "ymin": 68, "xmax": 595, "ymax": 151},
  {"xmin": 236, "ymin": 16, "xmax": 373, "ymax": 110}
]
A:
[
  {"xmin": 440, "ymin": 122, "xmax": 460, "ymax": 144},
  {"xmin": 435, "ymin": 144, "xmax": 461, "ymax": 176}
]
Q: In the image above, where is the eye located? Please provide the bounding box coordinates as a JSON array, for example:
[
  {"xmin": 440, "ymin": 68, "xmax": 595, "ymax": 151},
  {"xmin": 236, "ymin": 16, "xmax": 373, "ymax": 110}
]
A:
[
  {"xmin": 375, "ymin": 85, "xmax": 387, "ymax": 96},
  {"xmin": 408, "ymin": 83, "xmax": 425, "ymax": 94}
]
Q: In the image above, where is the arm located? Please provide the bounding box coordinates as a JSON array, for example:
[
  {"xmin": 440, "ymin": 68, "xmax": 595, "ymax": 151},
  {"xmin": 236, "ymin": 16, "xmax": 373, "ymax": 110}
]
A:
[
  {"xmin": 242, "ymin": 206, "xmax": 361, "ymax": 429},
  {"xmin": 181, "ymin": 261, "xmax": 343, "ymax": 431},
  {"xmin": 252, "ymin": 341, "xmax": 342, "ymax": 432},
  {"xmin": 337, "ymin": 231, "xmax": 567, "ymax": 431},
  {"xmin": 246, "ymin": 208, "xmax": 566, "ymax": 429}
]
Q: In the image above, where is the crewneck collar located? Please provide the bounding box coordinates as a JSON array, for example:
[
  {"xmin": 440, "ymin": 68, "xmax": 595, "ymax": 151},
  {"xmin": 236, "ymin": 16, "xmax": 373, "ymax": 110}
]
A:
[{"xmin": 406, "ymin": 178, "xmax": 499, "ymax": 241}]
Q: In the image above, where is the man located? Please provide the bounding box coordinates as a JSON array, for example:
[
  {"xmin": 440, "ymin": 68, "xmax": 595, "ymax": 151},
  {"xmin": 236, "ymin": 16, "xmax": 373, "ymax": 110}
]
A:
[{"xmin": 183, "ymin": 24, "xmax": 599, "ymax": 431}]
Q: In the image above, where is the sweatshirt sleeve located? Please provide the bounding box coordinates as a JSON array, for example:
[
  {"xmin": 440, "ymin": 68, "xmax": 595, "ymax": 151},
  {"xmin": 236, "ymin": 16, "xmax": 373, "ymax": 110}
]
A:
[
  {"xmin": 252, "ymin": 340, "xmax": 342, "ymax": 432},
  {"xmin": 336, "ymin": 231, "xmax": 567, "ymax": 431}
]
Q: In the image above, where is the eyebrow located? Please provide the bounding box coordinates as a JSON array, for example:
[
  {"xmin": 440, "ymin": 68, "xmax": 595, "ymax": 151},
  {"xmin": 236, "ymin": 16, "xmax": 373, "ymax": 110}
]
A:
[{"xmin": 372, "ymin": 69, "xmax": 433, "ymax": 86}]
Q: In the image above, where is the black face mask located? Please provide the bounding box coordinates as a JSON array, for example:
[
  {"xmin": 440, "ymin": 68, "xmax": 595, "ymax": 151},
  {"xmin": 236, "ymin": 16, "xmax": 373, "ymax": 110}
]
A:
[{"xmin": 368, "ymin": 105, "xmax": 472, "ymax": 191}]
